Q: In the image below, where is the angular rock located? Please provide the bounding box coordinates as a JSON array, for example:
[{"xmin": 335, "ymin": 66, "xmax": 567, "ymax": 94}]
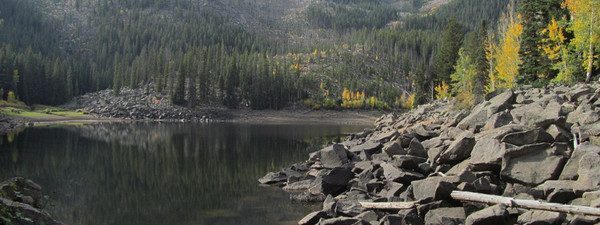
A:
[
  {"xmin": 411, "ymin": 177, "xmax": 455, "ymax": 201},
  {"xmin": 469, "ymin": 138, "xmax": 504, "ymax": 169},
  {"xmin": 335, "ymin": 198, "xmax": 364, "ymax": 217},
  {"xmin": 501, "ymin": 128, "xmax": 554, "ymax": 146},
  {"xmin": 437, "ymin": 131, "xmax": 476, "ymax": 164},
  {"xmin": 576, "ymin": 152, "xmax": 600, "ymax": 189},
  {"xmin": 319, "ymin": 217, "xmax": 360, "ymax": 225},
  {"xmin": 321, "ymin": 144, "xmax": 350, "ymax": 168},
  {"xmin": 382, "ymin": 141, "xmax": 406, "ymax": 157},
  {"xmin": 393, "ymin": 155, "xmax": 427, "ymax": 170},
  {"xmin": 407, "ymin": 138, "xmax": 428, "ymax": 158},
  {"xmin": 349, "ymin": 141, "xmax": 382, "ymax": 160},
  {"xmin": 464, "ymin": 204, "xmax": 510, "ymax": 225},
  {"xmin": 411, "ymin": 124, "xmax": 439, "ymax": 141},
  {"xmin": 423, "ymin": 207, "xmax": 466, "ymax": 225},
  {"xmin": 354, "ymin": 211, "xmax": 378, "ymax": 222},
  {"xmin": 284, "ymin": 179, "xmax": 314, "ymax": 191},
  {"xmin": 373, "ymin": 130, "xmax": 399, "ymax": 142},
  {"xmin": 482, "ymin": 111, "xmax": 513, "ymax": 131},
  {"xmin": 259, "ymin": 172, "xmax": 287, "ymax": 184},
  {"xmin": 322, "ymin": 167, "xmax": 354, "ymax": 196},
  {"xmin": 299, "ymin": 211, "xmax": 329, "ymax": 225},
  {"xmin": 501, "ymin": 149, "xmax": 565, "ymax": 186},
  {"xmin": 487, "ymin": 91, "xmax": 515, "ymax": 114},
  {"xmin": 559, "ymin": 143, "xmax": 600, "ymax": 180},
  {"xmin": 503, "ymin": 142, "xmax": 552, "ymax": 158},
  {"xmin": 381, "ymin": 162, "xmax": 424, "ymax": 183},
  {"xmin": 517, "ymin": 210, "xmax": 565, "ymax": 225},
  {"xmin": 457, "ymin": 103, "xmax": 489, "ymax": 131},
  {"xmin": 546, "ymin": 124, "xmax": 570, "ymax": 143}
]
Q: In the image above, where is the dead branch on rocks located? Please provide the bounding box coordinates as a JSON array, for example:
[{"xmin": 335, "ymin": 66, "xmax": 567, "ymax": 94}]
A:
[{"xmin": 451, "ymin": 191, "xmax": 600, "ymax": 216}]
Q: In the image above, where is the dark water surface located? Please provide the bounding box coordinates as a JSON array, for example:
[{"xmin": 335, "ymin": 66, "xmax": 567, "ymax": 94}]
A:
[{"xmin": 0, "ymin": 122, "xmax": 367, "ymax": 225}]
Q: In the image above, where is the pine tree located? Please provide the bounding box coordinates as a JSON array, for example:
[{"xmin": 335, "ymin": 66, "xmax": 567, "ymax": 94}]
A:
[
  {"xmin": 223, "ymin": 56, "xmax": 239, "ymax": 108},
  {"xmin": 463, "ymin": 21, "xmax": 489, "ymax": 103},
  {"xmin": 434, "ymin": 18, "xmax": 465, "ymax": 84},
  {"xmin": 171, "ymin": 70, "xmax": 186, "ymax": 106},
  {"xmin": 518, "ymin": 0, "xmax": 564, "ymax": 82}
]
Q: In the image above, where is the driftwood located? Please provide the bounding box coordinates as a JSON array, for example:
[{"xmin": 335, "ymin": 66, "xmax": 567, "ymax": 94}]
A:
[
  {"xmin": 359, "ymin": 201, "xmax": 417, "ymax": 210},
  {"xmin": 451, "ymin": 191, "xmax": 600, "ymax": 217},
  {"xmin": 360, "ymin": 191, "xmax": 600, "ymax": 217}
]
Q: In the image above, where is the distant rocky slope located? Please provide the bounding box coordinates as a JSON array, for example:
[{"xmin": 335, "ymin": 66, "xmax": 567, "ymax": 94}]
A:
[
  {"xmin": 260, "ymin": 82, "xmax": 600, "ymax": 225},
  {"xmin": 0, "ymin": 177, "xmax": 63, "ymax": 225},
  {"xmin": 62, "ymin": 85, "xmax": 224, "ymax": 121}
]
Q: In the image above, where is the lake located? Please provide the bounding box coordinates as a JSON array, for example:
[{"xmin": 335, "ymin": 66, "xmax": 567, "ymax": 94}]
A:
[{"xmin": 0, "ymin": 122, "xmax": 368, "ymax": 225}]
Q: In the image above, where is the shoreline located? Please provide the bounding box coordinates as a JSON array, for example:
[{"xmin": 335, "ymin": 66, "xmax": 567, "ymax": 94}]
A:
[{"xmin": 0, "ymin": 109, "xmax": 383, "ymax": 134}]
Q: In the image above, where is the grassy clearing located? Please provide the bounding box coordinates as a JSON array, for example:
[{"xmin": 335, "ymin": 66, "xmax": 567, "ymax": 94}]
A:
[{"xmin": 0, "ymin": 105, "xmax": 86, "ymax": 120}]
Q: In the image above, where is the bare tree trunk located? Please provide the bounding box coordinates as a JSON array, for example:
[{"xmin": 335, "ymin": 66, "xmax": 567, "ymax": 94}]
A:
[
  {"xmin": 585, "ymin": 10, "xmax": 595, "ymax": 83},
  {"xmin": 451, "ymin": 191, "xmax": 600, "ymax": 216}
]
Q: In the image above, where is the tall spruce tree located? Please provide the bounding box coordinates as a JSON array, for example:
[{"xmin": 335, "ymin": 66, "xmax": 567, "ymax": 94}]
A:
[
  {"xmin": 171, "ymin": 70, "xmax": 186, "ymax": 106},
  {"xmin": 518, "ymin": 0, "xmax": 564, "ymax": 82},
  {"xmin": 463, "ymin": 21, "xmax": 489, "ymax": 103},
  {"xmin": 434, "ymin": 18, "xmax": 465, "ymax": 84}
]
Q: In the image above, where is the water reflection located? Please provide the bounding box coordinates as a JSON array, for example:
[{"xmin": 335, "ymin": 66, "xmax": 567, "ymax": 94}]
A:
[{"xmin": 0, "ymin": 122, "xmax": 366, "ymax": 225}]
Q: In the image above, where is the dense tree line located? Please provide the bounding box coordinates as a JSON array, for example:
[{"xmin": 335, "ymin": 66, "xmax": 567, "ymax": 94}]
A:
[
  {"xmin": 434, "ymin": 0, "xmax": 600, "ymax": 107},
  {"xmin": 7, "ymin": 0, "xmax": 588, "ymax": 111}
]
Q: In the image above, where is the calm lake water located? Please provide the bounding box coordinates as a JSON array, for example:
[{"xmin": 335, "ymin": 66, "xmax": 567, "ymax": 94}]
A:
[{"xmin": 0, "ymin": 122, "xmax": 367, "ymax": 225}]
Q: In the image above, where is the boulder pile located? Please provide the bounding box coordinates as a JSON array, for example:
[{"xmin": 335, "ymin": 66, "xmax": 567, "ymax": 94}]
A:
[
  {"xmin": 260, "ymin": 82, "xmax": 600, "ymax": 225},
  {"xmin": 0, "ymin": 177, "xmax": 64, "ymax": 225},
  {"xmin": 62, "ymin": 84, "xmax": 221, "ymax": 121}
]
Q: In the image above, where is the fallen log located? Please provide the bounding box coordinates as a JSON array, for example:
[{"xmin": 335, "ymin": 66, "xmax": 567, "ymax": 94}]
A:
[
  {"xmin": 359, "ymin": 201, "xmax": 417, "ymax": 210},
  {"xmin": 360, "ymin": 191, "xmax": 600, "ymax": 217},
  {"xmin": 451, "ymin": 191, "xmax": 600, "ymax": 217}
]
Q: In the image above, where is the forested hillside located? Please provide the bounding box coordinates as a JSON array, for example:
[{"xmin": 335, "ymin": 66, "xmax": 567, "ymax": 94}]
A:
[{"xmin": 0, "ymin": 0, "xmax": 596, "ymax": 111}]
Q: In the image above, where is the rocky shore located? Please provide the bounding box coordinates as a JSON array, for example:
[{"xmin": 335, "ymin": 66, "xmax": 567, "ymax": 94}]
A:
[
  {"xmin": 62, "ymin": 85, "xmax": 222, "ymax": 121},
  {"xmin": 0, "ymin": 177, "xmax": 63, "ymax": 225},
  {"xmin": 260, "ymin": 82, "xmax": 600, "ymax": 225},
  {"xmin": 0, "ymin": 116, "xmax": 27, "ymax": 134}
]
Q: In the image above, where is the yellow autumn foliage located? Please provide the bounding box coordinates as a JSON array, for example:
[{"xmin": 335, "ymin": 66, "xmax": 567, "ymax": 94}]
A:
[
  {"xmin": 434, "ymin": 81, "xmax": 451, "ymax": 100},
  {"xmin": 494, "ymin": 13, "xmax": 522, "ymax": 90}
]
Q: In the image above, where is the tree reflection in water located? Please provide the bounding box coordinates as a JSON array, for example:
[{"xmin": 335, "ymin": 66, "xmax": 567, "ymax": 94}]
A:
[{"xmin": 0, "ymin": 122, "xmax": 366, "ymax": 225}]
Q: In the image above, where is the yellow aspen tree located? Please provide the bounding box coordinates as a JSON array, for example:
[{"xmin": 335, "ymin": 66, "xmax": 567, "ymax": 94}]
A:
[
  {"xmin": 451, "ymin": 49, "xmax": 478, "ymax": 107},
  {"xmin": 494, "ymin": 14, "xmax": 523, "ymax": 89},
  {"xmin": 565, "ymin": 0, "xmax": 600, "ymax": 82},
  {"xmin": 485, "ymin": 34, "xmax": 498, "ymax": 93},
  {"xmin": 542, "ymin": 17, "xmax": 577, "ymax": 83},
  {"xmin": 434, "ymin": 81, "xmax": 451, "ymax": 100}
]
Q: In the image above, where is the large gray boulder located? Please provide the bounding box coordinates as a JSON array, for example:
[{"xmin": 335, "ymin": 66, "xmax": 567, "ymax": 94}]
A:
[
  {"xmin": 411, "ymin": 177, "xmax": 455, "ymax": 201},
  {"xmin": 299, "ymin": 211, "xmax": 329, "ymax": 225},
  {"xmin": 457, "ymin": 91, "xmax": 515, "ymax": 131},
  {"xmin": 501, "ymin": 149, "xmax": 565, "ymax": 186},
  {"xmin": 576, "ymin": 152, "xmax": 600, "ymax": 189},
  {"xmin": 469, "ymin": 138, "xmax": 504, "ymax": 169},
  {"xmin": 321, "ymin": 167, "xmax": 354, "ymax": 196},
  {"xmin": 559, "ymin": 143, "xmax": 600, "ymax": 180},
  {"xmin": 517, "ymin": 210, "xmax": 565, "ymax": 225},
  {"xmin": 382, "ymin": 140, "xmax": 406, "ymax": 157},
  {"xmin": 464, "ymin": 204, "xmax": 510, "ymax": 225},
  {"xmin": 407, "ymin": 138, "xmax": 428, "ymax": 158},
  {"xmin": 482, "ymin": 111, "xmax": 513, "ymax": 131},
  {"xmin": 424, "ymin": 207, "xmax": 466, "ymax": 225},
  {"xmin": 318, "ymin": 217, "xmax": 361, "ymax": 225},
  {"xmin": 501, "ymin": 128, "xmax": 554, "ymax": 146},
  {"xmin": 259, "ymin": 172, "xmax": 287, "ymax": 184},
  {"xmin": 437, "ymin": 131, "xmax": 476, "ymax": 164},
  {"xmin": 381, "ymin": 162, "xmax": 424, "ymax": 183},
  {"xmin": 321, "ymin": 144, "xmax": 350, "ymax": 168}
]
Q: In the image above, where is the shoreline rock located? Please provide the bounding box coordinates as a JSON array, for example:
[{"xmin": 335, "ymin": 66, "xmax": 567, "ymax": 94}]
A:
[
  {"xmin": 0, "ymin": 177, "xmax": 64, "ymax": 225},
  {"xmin": 260, "ymin": 82, "xmax": 600, "ymax": 225}
]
